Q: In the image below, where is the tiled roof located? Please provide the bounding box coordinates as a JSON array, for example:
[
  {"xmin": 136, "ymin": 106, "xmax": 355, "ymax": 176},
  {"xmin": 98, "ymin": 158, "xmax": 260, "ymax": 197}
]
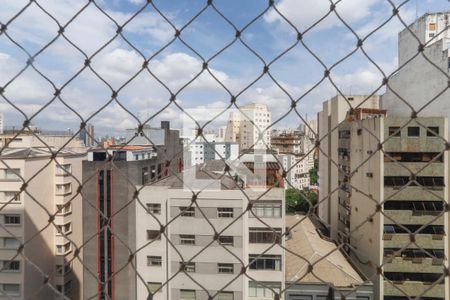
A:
[{"xmin": 285, "ymin": 214, "xmax": 365, "ymax": 287}]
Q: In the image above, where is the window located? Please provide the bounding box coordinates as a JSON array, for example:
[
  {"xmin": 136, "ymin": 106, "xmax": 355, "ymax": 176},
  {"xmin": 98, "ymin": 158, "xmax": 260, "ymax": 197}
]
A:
[
  {"xmin": 2, "ymin": 169, "xmax": 20, "ymax": 181},
  {"xmin": 56, "ymin": 183, "xmax": 71, "ymax": 195},
  {"xmin": 147, "ymin": 230, "xmax": 161, "ymax": 240},
  {"xmin": 251, "ymin": 201, "xmax": 282, "ymax": 218},
  {"xmin": 142, "ymin": 167, "xmax": 149, "ymax": 183},
  {"xmin": 248, "ymin": 281, "xmax": 281, "ymax": 298},
  {"xmin": 56, "ymin": 164, "xmax": 72, "ymax": 176},
  {"xmin": 1, "ymin": 260, "xmax": 20, "ymax": 272},
  {"xmin": 2, "ymin": 191, "xmax": 20, "ymax": 202},
  {"xmin": 218, "ymin": 292, "xmax": 234, "ymax": 300},
  {"xmin": 56, "ymin": 263, "xmax": 71, "ymax": 275},
  {"xmin": 388, "ymin": 127, "xmax": 401, "ymax": 137},
  {"xmin": 218, "ymin": 236, "xmax": 233, "ymax": 246},
  {"xmin": 180, "ymin": 289, "xmax": 196, "ymax": 299},
  {"xmin": 1, "ymin": 284, "xmax": 20, "ymax": 296},
  {"xmin": 180, "ymin": 235, "xmax": 195, "ymax": 245},
  {"xmin": 249, "ymin": 255, "xmax": 282, "ymax": 271},
  {"xmin": 179, "ymin": 206, "xmax": 195, "ymax": 217},
  {"xmin": 4, "ymin": 215, "xmax": 20, "ymax": 225},
  {"xmin": 217, "ymin": 207, "xmax": 233, "ymax": 218},
  {"xmin": 148, "ymin": 282, "xmax": 162, "ymax": 293},
  {"xmin": 180, "ymin": 262, "xmax": 195, "ymax": 272},
  {"xmin": 64, "ymin": 280, "xmax": 73, "ymax": 295},
  {"xmin": 56, "ymin": 203, "xmax": 72, "ymax": 215},
  {"xmin": 1, "ymin": 238, "xmax": 20, "ymax": 249},
  {"xmin": 427, "ymin": 126, "xmax": 439, "ymax": 137},
  {"xmin": 56, "ymin": 223, "xmax": 72, "ymax": 235},
  {"xmin": 147, "ymin": 203, "xmax": 161, "ymax": 215},
  {"xmin": 218, "ymin": 263, "xmax": 234, "ymax": 274},
  {"xmin": 249, "ymin": 228, "xmax": 282, "ymax": 244},
  {"xmin": 56, "ymin": 243, "xmax": 71, "ymax": 255},
  {"xmin": 407, "ymin": 126, "xmax": 420, "ymax": 137},
  {"xmin": 428, "ymin": 23, "xmax": 436, "ymax": 31},
  {"xmin": 147, "ymin": 256, "xmax": 162, "ymax": 266}
]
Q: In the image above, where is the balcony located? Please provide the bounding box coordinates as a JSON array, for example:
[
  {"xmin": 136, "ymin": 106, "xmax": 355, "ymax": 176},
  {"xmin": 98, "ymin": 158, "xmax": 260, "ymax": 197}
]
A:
[
  {"xmin": 383, "ymin": 257, "xmax": 444, "ymax": 274},
  {"xmin": 384, "ymin": 210, "xmax": 443, "ymax": 225},
  {"xmin": 384, "ymin": 162, "xmax": 444, "ymax": 177},
  {"xmin": 384, "ymin": 186, "xmax": 444, "ymax": 201},
  {"xmin": 384, "ymin": 280, "xmax": 445, "ymax": 298},
  {"xmin": 383, "ymin": 234, "xmax": 445, "ymax": 249}
]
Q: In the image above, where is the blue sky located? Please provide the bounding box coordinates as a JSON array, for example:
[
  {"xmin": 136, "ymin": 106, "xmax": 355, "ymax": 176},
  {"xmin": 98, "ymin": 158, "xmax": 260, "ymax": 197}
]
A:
[{"xmin": 1, "ymin": 0, "xmax": 449, "ymax": 135}]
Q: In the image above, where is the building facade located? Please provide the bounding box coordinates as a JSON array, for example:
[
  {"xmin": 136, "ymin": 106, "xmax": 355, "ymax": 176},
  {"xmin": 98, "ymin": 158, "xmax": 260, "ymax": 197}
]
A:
[
  {"xmin": 79, "ymin": 124, "xmax": 95, "ymax": 148},
  {"xmin": 317, "ymin": 95, "xmax": 381, "ymax": 239},
  {"xmin": 185, "ymin": 141, "xmax": 239, "ymax": 167},
  {"xmin": 136, "ymin": 172, "xmax": 285, "ymax": 300},
  {"xmin": 383, "ymin": 13, "xmax": 450, "ymax": 118},
  {"xmin": 0, "ymin": 147, "xmax": 86, "ymax": 299},
  {"xmin": 337, "ymin": 115, "xmax": 448, "ymax": 299},
  {"xmin": 224, "ymin": 103, "xmax": 272, "ymax": 151},
  {"xmin": 82, "ymin": 122, "xmax": 183, "ymax": 299},
  {"xmin": 272, "ymin": 131, "xmax": 315, "ymax": 190}
]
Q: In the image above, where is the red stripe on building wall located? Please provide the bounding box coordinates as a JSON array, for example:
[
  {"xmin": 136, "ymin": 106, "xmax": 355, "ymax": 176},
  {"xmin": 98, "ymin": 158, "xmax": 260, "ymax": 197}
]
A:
[
  {"xmin": 96, "ymin": 171, "xmax": 101, "ymax": 300},
  {"xmin": 109, "ymin": 170, "xmax": 115, "ymax": 300}
]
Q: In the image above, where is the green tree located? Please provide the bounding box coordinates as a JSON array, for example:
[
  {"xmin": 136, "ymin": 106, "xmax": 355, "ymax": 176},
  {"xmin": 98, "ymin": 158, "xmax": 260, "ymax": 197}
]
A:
[
  {"xmin": 285, "ymin": 188, "xmax": 318, "ymax": 213},
  {"xmin": 309, "ymin": 160, "xmax": 318, "ymax": 185}
]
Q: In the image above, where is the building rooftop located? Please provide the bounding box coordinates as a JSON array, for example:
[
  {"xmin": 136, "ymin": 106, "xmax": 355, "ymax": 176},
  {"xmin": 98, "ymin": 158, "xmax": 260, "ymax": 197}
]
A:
[
  {"xmin": 285, "ymin": 214, "xmax": 365, "ymax": 287},
  {"xmin": 150, "ymin": 166, "xmax": 241, "ymax": 190},
  {"xmin": 1, "ymin": 147, "xmax": 86, "ymax": 159}
]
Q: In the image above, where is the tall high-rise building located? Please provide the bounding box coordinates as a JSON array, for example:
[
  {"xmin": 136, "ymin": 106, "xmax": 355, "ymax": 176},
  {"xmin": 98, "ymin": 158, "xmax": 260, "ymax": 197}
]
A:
[
  {"xmin": 337, "ymin": 113, "xmax": 448, "ymax": 299},
  {"xmin": 225, "ymin": 103, "xmax": 272, "ymax": 151},
  {"xmin": 317, "ymin": 95, "xmax": 381, "ymax": 239},
  {"xmin": 0, "ymin": 146, "xmax": 86, "ymax": 299},
  {"xmin": 383, "ymin": 12, "xmax": 450, "ymax": 117},
  {"xmin": 79, "ymin": 124, "xmax": 95, "ymax": 148},
  {"xmin": 81, "ymin": 122, "xmax": 183, "ymax": 299}
]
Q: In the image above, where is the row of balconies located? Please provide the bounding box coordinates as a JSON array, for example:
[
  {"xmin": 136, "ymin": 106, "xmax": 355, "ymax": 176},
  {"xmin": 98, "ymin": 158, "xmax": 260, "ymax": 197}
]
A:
[
  {"xmin": 384, "ymin": 280, "xmax": 444, "ymax": 298},
  {"xmin": 383, "ymin": 233, "xmax": 445, "ymax": 249}
]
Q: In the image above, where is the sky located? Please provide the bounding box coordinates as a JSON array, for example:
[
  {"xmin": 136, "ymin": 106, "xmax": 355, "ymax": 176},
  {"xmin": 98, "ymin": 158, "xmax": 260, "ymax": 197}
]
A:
[{"xmin": 1, "ymin": 0, "xmax": 450, "ymax": 136}]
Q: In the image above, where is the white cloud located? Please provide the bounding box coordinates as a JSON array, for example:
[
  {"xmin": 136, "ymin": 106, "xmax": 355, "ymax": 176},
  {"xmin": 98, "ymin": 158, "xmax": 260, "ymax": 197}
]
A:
[{"xmin": 265, "ymin": 0, "xmax": 378, "ymax": 32}]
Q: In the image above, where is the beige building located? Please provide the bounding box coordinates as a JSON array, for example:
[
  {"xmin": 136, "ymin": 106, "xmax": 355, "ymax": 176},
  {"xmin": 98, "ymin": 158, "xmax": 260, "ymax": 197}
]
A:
[
  {"xmin": 317, "ymin": 95, "xmax": 381, "ymax": 239},
  {"xmin": 337, "ymin": 114, "xmax": 448, "ymax": 299},
  {"xmin": 272, "ymin": 131, "xmax": 315, "ymax": 190},
  {"xmin": 225, "ymin": 103, "xmax": 272, "ymax": 151},
  {"xmin": 136, "ymin": 169, "xmax": 285, "ymax": 300},
  {"xmin": 0, "ymin": 147, "xmax": 86, "ymax": 299}
]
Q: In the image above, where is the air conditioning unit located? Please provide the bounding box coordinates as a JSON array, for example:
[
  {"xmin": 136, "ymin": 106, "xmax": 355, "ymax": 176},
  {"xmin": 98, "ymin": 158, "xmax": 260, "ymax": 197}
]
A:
[{"xmin": 366, "ymin": 172, "xmax": 373, "ymax": 178}]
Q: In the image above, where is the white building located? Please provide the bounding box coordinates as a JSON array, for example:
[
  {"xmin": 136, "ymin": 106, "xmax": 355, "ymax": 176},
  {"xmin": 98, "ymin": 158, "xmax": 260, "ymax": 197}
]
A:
[
  {"xmin": 278, "ymin": 154, "xmax": 312, "ymax": 190},
  {"xmin": 317, "ymin": 95, "xmax": 381, "ymax": 239},
  {"xmin": 184, "ymin": 141, "xmax": 239, "ymax": 167},
  {"xmin": 225, "ymin": 104, "xmax": 272, "ymax": 151},
  {"xmin": 0, "ymin": 147, "xmax": 86, "ymax": 299},
  {"xmin": 135, "ymin": 170, "xmax": 285, "ymax": 300},
  {"xmin": 383, "ymin": 12, "xmax": 450, "ymax": 119}
]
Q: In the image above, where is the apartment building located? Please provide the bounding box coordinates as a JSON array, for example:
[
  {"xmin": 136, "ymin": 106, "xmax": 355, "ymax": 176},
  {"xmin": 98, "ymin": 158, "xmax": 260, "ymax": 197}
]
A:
[
  {"xmin": 184, "ymin": 141, "xmax": 239, "ymax": 167},
  {"xmin": 272, "ymin": 131, "xmax": 315, "ymax": 190},
  {"xmin": 317, "ymin": 95, "xmax": 381, "ymax": 239},
  {"xmin": 82, "ymin": 122, "xmax": 183, "ymax": 299},
  {"xmin": 79, "ymin": 124, "xmax": 95, "ymax": 147},
  {"xmin": 224, "ymin": 103, "xmax": 272, "ymax": 151},
  {"xmin": 383, "ymin": 12, "xmax": 450, "ymax": 117},
  {"xmin": 0, "ymin": 147, "xmax": 86, "ymax": 299},
  {"xmin": 0, "ymin": 127, "xmax": 84, "ymax": 151},
  {"xmin": 136, "ymin": 169, "xmax": 285, "ymax": 300},
  {"xmin": 337, "ymin": 114, "xmax": 448, "ymax": 299}
]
